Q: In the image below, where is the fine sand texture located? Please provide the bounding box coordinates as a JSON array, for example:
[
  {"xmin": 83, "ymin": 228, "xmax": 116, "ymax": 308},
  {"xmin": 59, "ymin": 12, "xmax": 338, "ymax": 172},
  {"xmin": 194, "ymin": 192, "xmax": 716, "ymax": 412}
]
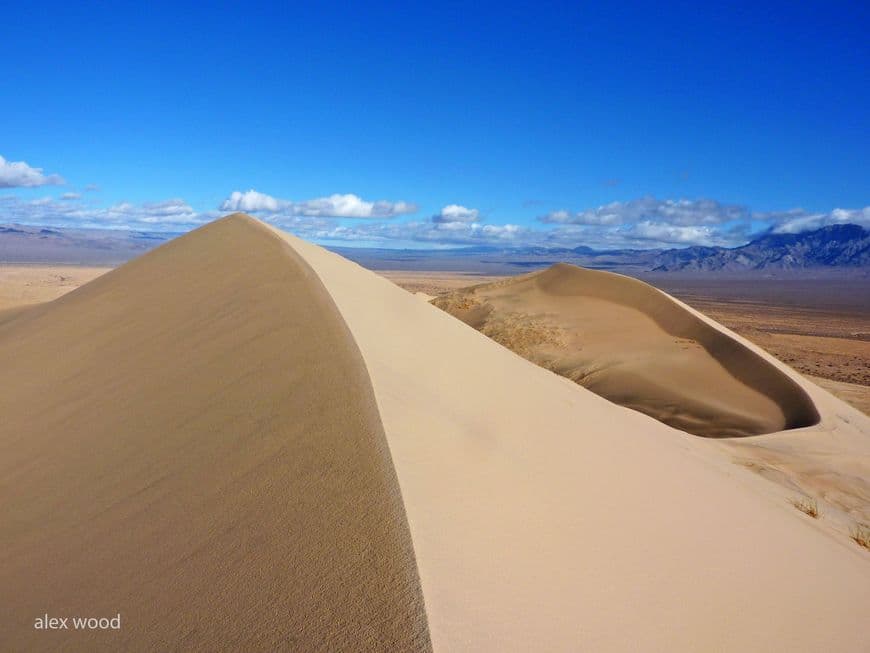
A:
[
  {"xmin": 275, "ymin": 221, "xmax": 870, "ymax": 652},
  {"xmin": 433, "ymin": 264, "xmax": 819, "ymax": 437},
  {"xmin": 0, "ymin": 216, "xmax": 430, "ymax": 651}
]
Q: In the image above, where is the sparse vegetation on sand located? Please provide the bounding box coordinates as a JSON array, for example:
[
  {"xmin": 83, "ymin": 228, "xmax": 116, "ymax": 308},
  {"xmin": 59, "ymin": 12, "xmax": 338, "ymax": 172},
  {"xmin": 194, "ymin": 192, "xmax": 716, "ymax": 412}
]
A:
[
  {"xmin": 792, "ymin": 496, "xmax": 820, "ymax": 518},
  {"xmin": 852, "ymin": 523, "xmax": 870, "ymax": 550}
]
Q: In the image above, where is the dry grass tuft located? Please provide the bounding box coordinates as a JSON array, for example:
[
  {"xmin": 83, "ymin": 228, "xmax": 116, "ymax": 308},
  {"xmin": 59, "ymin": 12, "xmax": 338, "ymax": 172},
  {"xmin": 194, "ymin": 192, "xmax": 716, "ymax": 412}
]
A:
[
  {"xmin": 480, "ymin": 312, "xmax": 566, "ymax": 358},
  {"xmin": 852, "ymin": 523, "xmax": 870, "ymax": 550},
  {"xmin": 791, "ymin": 496, "xmax": 819, "ymax": 518}
]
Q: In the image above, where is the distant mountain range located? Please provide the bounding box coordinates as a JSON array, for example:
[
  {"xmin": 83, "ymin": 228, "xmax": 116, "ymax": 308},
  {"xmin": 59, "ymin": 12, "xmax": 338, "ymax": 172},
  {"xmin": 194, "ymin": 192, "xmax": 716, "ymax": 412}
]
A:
[
  {"xmin": 1, "ymin": 221, "xmax": 867, "ymax": 273},
  {"xmin": 649, "ymin": 224, "xmax": 869, "ymax": 271},
  {"xmin": 0, "ymin": 224, "xmax": 173, "ymax": 264},
  {"xmin": 335, "ymin": 224, "xmax": 868, "ymax": 273}
]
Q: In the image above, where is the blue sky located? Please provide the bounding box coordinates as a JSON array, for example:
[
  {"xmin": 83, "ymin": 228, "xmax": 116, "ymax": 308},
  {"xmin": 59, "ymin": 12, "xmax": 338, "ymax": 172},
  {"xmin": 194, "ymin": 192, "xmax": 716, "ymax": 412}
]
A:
[{"xmin": 1, "ymin": 1, "xmax": 867, "ymax": 249}]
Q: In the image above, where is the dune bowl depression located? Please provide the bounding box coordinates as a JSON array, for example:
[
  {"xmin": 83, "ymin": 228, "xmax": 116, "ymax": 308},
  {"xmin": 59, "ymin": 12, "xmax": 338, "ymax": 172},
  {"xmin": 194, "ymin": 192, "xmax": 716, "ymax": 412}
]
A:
[
  {"xmin": 1, "ymin": 213, "xmax": 869, "ymax": 653},
  {"xmin": 433, "ymin": 263, "xmax": 821, "ymax": 437}
]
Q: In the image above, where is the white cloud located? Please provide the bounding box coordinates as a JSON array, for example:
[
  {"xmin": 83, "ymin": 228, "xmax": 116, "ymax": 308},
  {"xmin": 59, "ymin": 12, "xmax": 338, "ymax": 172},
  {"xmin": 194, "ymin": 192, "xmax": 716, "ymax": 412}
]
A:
[
  {"xmin": 220, "ymin": 189, "xmax": 417, "ymax": 218},
  {"xmin": 296, "ymin": 194, "xmax": 416, "ymax": 218},
  {"xmin": 0, "ymin": 195, "xmax": 208, "ymax": 231},
  {"xmin": 767, "ymin": 206, "xmax": 870, "ymax": 234},
  {"xmin": 60, "ymin": 192, "xmax": 81, "ymax": 200},
  {"xmin": 290, "ymin": 217, "xmax": 530, "ymax": 247},
  {"xmin": 432, "ymin": 204, "xmax": 480, "ymax": 224},
  {"xmin": 220, "ymin": 190, "xmax": 280, "ymax": 212},
  {"xmin": 630, "ymin": 221, "xmax": 718, "ymax": 245},
  {"xmin": 0, "ymin": 155, "xmax": 65, "ymax": 188},
  {"xmin": 297, "ymin": 201, "xmax": 869, "ymax": 249},
  {"xmin": 3, "ymin": 187, "xmax": 866, "ymax": 251},
  {"xmin": 534, "ymin": 197, "xmax": 756, "ymax": 247},
  {"xmin": 539, "ymin": 197, "xmax": 747, "ymax": 226},
  {"xmin": 535, "ymin": 200, "xmax": 870, "ymax": 248},
  {"xmin": 106, "ymin": 199, "xmax": 201, "ymax": 224}
]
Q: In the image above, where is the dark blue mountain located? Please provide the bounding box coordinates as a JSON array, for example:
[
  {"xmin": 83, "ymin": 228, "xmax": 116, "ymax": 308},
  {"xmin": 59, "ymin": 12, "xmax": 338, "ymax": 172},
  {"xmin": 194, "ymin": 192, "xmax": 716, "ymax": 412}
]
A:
[{"xmin": 651, "ymin": 224, "xmax": 869, "ymax": 271}]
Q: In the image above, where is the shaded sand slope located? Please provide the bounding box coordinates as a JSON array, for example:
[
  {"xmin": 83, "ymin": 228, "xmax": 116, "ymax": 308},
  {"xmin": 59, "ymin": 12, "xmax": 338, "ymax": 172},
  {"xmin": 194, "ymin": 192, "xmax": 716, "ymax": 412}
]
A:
[
  {"xmin": 433, "ymin": 263, "xmax": 818, "ymax": 437},
  {"xmin": 278, "ymin": 227, "xmax": 870, "ymax": 652},
  {"xmin": 0, "ymin": 216, "xmax": 430, "ymax": 652}
]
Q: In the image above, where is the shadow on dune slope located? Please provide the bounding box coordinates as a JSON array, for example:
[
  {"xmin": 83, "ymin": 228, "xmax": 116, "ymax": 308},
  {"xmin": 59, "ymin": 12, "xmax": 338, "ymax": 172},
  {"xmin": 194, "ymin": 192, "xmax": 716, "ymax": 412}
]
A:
[
  {"xmin": 0, "ymin": 214, "xmax": 431, "ymax": 652},
  {"xmin": 434, "ymin": 263, "xmax": 819, "ymax": 437}
]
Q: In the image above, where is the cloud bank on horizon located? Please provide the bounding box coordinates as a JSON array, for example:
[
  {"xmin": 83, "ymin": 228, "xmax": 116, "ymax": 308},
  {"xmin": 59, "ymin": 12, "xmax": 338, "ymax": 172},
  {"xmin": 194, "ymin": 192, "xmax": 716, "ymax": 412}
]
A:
[
  {"xmin": 0, "ymin": 155, "xmax": 867, "ymax": 250},
  {"xmin": 220, "ymin": 190, "xmax": 417, "ymax": 219},
  {"xmin": 0, "ymin": 156, "xmax": 65, "ymax": 189}
]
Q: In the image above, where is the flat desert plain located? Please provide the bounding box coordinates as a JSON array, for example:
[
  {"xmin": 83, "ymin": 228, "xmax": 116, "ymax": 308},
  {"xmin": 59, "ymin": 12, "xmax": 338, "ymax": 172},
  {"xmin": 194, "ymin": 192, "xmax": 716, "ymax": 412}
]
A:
[{"xmin": 0, "ymin": 265, "xmax": 109, "ymax": 311}]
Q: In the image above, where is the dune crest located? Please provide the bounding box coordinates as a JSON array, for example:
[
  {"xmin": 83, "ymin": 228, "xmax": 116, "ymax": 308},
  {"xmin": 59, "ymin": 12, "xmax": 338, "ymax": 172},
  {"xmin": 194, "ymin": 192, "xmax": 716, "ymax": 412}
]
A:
[
  {"xmin": 0, "ymin": 214, "xmax": 431, "ymax": 652},
  {"xmin": 433, "ymin": 263, "xmax": 820, "ymax": 437}
]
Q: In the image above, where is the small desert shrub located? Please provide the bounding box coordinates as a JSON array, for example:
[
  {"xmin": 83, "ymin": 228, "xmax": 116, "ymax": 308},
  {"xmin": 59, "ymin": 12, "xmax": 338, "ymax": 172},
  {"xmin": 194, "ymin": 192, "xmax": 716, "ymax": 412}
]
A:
[
  {"xmin": 852, "ymin": 523, "xmax": 870, "ymax": 550},
  {"xmin": 792, "ymin": 496, "xmax": 819, "ymax": 518}
]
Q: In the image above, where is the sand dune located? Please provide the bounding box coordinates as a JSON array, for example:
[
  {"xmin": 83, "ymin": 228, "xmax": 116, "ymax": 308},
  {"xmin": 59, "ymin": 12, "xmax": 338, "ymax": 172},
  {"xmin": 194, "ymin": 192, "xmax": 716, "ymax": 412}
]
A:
[
  {"xmin": 433, "ymin": 263, "xmax": 819, "ymax": 437},
  {"xmin": 2, "ymin": 214, "xmax": 869, "ymax": 652},
  {"xmin": 0, "ymin": 216, "xmax": 429, "ymax": 651}
]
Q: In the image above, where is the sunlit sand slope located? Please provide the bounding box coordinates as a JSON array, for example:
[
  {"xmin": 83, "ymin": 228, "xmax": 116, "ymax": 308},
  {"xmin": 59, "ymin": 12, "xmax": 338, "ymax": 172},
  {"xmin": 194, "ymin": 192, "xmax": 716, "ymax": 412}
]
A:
[
  {"xmin": 0, "ymin": 215, "xmax": 430, "ymax": 652},
  {"xmin": 279, "ymin": 225, "xmax": 870, "ymax": 653}
]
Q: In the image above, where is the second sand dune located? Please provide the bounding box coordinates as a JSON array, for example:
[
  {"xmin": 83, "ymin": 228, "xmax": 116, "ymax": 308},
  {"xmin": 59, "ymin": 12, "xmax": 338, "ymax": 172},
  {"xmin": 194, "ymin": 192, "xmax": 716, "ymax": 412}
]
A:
[{"xmin": 434, "ymin": 263, "xmax": 819, "ymax": 437}]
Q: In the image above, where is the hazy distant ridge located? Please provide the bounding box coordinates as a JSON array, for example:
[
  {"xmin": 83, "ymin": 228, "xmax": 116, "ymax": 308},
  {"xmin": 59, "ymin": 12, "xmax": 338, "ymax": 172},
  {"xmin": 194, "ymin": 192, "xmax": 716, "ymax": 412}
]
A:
[
  {"xmin": 0, "ymin": 224, "xmax": 174, "ymax": 264},
  {"xmin": 336, "ymin": 224, "xmax": 870, "ymax": 273},
  {"xmin": 1, "ymin": 221, "xmax": 866, "ymax": 271}
]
